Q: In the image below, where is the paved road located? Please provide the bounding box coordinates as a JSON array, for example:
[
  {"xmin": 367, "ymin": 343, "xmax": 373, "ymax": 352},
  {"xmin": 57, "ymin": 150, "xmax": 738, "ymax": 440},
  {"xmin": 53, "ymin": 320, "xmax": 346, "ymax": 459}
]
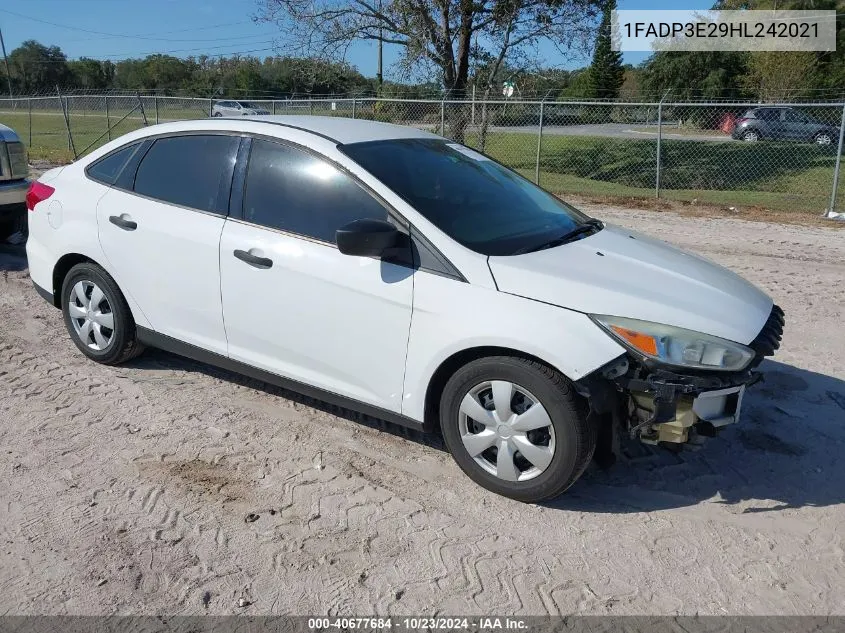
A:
[{"xmin": 493, "ymin": 123, "xmax": 736, "ymax": 142}]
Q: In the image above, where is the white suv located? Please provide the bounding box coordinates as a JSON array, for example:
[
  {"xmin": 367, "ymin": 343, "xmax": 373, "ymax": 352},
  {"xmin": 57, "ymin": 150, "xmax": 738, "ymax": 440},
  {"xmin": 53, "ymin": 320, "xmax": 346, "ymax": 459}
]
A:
[{"xmin": 26, "ymin": 116, "xmax": 783, "ymax": 501}]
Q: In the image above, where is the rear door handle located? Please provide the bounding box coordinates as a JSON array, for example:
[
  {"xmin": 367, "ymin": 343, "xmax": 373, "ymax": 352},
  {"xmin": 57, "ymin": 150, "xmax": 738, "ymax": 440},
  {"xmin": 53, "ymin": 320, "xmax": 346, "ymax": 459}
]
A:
[
  {"xmin": 234, "ymin": 249, "xmax": 273, "ymax": 269},
  {"xmin": 109, "ymin": 215, "xmax": 137, "ymax": 231}
]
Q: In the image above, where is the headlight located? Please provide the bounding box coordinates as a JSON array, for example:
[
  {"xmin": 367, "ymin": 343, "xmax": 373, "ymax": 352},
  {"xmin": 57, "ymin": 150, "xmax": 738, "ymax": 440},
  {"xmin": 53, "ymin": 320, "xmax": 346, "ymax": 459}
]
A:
[{"xmin": 590, "ymin": 315, "xmax": 754, "ymax": 372}]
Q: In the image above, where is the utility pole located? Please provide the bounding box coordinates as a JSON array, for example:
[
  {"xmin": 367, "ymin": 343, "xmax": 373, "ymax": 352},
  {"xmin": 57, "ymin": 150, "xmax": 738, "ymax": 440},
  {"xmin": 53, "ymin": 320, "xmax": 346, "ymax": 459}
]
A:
[
  {"xmin": 376, "ymin": 0, "xmax": 383, "ymax": 88},
  {"xmin": 0, "ymin": 26, "xmax": 13, "ymax": 98}
]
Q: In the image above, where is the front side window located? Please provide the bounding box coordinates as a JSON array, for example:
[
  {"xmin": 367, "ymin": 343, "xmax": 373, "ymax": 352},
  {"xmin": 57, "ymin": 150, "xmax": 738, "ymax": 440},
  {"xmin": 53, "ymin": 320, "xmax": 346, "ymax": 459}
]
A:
[
  {"xmin": 341, "ymin": 138, "xmax": 592, "ymax": 256},
  {"xmin": 133, "ymin": 135, "xmax": 239, "ymax": 214},
  {"xmin": 784, "ymin": 110, "xmax": 810, "ymax": 123},
  {"xmin": 87, "ymin": 142, "xmax": 141, "ymax": 185},
  {"xmin": 242, "ymin": 139, "xmax": 387, "ymax": 243}
]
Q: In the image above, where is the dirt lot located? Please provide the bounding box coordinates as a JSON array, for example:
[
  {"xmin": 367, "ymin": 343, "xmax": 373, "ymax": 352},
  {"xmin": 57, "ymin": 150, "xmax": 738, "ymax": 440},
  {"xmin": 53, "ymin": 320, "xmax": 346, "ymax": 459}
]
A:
[{"xmin": 1, "ymin": 204, "xmax": 844, "ymax": 616}]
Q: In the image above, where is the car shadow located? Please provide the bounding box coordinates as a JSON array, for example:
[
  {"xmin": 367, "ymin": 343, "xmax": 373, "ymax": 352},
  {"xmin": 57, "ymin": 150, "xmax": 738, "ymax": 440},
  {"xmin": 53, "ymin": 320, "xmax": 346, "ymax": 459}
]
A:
[
  {"xmin": 122, "ymin": 348, "xmax": 447, "ymax": 450},
  {"xmin": 556, "ymin": 359, "xmax": 845, "ymax": 513},
  {"xmin": 130, "ymin": 346, "xmax": 845, "ymax": 513}
]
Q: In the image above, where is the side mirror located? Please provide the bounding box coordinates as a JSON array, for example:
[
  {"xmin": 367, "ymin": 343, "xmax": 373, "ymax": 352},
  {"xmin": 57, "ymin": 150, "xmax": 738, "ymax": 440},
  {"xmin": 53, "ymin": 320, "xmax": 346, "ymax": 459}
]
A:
[{"xmin": 336, "ymin": 219, "xmax": 400, "ymax": 257}]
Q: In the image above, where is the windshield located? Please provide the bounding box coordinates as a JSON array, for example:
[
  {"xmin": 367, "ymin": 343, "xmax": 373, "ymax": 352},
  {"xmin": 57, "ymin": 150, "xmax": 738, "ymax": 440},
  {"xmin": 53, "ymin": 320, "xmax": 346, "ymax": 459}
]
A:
[
  {"xmin": 340, "ymin": 138, "xmax": 594, "ymax": 256},
  {"xmin": 238, "ymin": 102, "xmax": 259, "ymax": 108}
]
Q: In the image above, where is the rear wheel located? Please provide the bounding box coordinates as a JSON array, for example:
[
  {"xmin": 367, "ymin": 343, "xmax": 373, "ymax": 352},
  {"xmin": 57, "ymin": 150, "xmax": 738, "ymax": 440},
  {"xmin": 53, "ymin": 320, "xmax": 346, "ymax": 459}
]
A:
[
  {"xmin": 814, "ymin": 131, "xmax": 833, "ymax": 145},
  {"xmin": 212, "ymin": 111, "xmax": 222, "ymax": 117},
  {"xmin": 61, "ymin": 263, "xmax": 144, "ymax": 365},
  {"xmin": 440, "ymin": 356, "xmax": 595, "ymax": 502},
  {"xmin": 741, "ymin": 129, "xmax": 761, "ymax": 142}
]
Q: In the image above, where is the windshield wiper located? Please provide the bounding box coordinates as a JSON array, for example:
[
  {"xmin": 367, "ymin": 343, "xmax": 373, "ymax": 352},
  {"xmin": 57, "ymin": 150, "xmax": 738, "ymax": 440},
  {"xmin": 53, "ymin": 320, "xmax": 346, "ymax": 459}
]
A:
[{"xmin": 513, "ymin": 219, "xmax": 603, "ymax": 255}]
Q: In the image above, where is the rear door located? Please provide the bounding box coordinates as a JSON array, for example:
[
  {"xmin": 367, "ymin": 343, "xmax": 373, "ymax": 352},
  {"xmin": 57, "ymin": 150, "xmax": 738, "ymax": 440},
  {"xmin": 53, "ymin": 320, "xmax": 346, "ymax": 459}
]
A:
[
  {"xmin": 96, "ymin": 133, "xmax": 240, "ymax": 355},
  {"xmin": 782, "ymin": 108, "xmax": 813, "ymax": 140},
  {"xmin": 219, "ymin": 137, "xmax": 414, "ymax": 411}
]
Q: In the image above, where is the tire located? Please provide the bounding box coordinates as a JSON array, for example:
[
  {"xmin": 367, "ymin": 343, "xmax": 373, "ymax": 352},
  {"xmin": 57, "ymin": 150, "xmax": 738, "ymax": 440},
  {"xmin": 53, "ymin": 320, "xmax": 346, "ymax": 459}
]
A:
[
  {"xmin": 814, "ymin": 131, "xmax": 833, "ymax": 145},
  {"xmin": 61, "ymin": 262, "xmax": 144, "ymax": 365},
  {"xmin": 212, "ymin": 112, "xmax": 222, "ymax": 117},
  {"xmin": 439, "ymin": 356, "xmax": 595, "ymax": 502},
  {"xmin": 741, "ymin": 129, "xmax": 761, "ymax": 142}
]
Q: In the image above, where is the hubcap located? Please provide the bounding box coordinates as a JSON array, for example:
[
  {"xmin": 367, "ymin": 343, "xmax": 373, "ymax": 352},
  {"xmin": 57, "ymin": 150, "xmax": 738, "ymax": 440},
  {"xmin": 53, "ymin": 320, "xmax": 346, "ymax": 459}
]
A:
[
  {"xmin": 458, "ymin": 380, "xmax": 555, "ymax": 482},
  {"xmin": 68, "ymin": 280, "xmax": 115, "ymax": 351},
  {"xmin": 817, "ymin": 135, "xmax": 831, "ymax": 145}
]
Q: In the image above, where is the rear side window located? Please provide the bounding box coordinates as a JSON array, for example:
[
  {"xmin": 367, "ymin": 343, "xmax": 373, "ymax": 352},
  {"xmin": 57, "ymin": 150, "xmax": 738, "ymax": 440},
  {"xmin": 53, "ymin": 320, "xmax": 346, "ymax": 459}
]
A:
[
  {"xmin": 242, "ymin": 139, "xmax": 387, "ymax": 243},
  {"xmin": 757, "ymin": 109, "xmax": 781, "ymax": 121},
  {"xmin": 87, "ymin": 142, "xmax": 141, "ymax": 185},
  {"xmin": 133, "ymin": 135, "xmax": 239, "ymax": 214}
]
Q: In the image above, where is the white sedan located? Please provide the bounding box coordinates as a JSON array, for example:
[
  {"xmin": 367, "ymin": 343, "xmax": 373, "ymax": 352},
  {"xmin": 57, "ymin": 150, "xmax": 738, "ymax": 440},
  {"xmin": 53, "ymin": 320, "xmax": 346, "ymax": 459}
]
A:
[{"xmin": 25, "ymin": 116, "xmax": 783, "ymax": 501}]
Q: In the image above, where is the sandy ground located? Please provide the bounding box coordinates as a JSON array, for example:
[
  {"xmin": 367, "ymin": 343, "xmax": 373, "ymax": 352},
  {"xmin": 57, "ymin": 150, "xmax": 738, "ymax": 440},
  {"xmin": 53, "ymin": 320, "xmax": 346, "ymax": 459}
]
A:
[{"xmin": 1, "ymin": 202, "xmax": 844, "ymax": 616}]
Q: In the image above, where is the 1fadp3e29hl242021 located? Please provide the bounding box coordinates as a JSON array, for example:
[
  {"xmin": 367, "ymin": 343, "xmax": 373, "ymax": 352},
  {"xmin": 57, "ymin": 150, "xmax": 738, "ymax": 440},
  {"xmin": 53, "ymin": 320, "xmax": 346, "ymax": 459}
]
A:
[{"xmin": 25, "ymin": 115, "xmax": 784, "ymax": 502}]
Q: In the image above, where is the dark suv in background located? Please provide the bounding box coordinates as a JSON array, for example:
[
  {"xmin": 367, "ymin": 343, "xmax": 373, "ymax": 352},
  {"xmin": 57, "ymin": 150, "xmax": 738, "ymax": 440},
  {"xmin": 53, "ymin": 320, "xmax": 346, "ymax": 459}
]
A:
[{"xmin": 732, "ymin": 106, "xmax": 838, "ymax": 145}]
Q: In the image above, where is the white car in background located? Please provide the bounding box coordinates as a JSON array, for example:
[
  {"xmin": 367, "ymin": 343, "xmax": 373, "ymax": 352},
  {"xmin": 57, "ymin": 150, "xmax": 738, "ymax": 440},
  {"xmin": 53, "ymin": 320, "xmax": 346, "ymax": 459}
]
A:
[
  {"xmin": 25, "ymin": 116, "xmax": 784, "ymax": 502},
  {"xmin": 211, "ymin": 100, "xmax": 271, "ymax": 117}
]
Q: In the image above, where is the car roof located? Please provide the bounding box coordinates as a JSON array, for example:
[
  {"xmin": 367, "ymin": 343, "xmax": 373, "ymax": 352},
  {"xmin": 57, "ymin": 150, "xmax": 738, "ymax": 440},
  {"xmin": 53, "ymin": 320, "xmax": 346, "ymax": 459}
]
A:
[{"xmin": 238, "ymin": 115, "xmax": 440, "ymax": 144}]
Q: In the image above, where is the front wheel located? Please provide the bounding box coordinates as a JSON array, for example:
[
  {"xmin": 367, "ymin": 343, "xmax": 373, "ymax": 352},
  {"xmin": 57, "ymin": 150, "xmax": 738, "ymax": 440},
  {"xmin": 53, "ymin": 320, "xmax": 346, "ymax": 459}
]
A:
[
  {"xmin": 741, "ymin": 129, "xmax": 761, "ymax": 142},
  {"xmin": 61, "ymin": 262, "xmax": 144, "ymax": 365},
  {"xmin": 440, "ymin": 356, "xmax": 595, "ymax": 502}
]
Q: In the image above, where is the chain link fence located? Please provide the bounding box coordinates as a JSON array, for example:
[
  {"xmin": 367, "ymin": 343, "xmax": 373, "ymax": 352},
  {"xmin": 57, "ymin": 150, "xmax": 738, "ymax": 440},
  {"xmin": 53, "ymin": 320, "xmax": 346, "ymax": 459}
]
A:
[{"xmin": 1, "ymin": 92, "xmax": 843, "ymax": 215}]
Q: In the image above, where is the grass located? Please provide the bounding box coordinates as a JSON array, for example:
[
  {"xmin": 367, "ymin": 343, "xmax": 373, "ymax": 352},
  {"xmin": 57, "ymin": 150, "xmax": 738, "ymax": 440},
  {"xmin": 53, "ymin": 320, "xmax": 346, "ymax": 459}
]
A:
[
  {"xmin": 1, "ymin": 107, "xmax": 839, "ymax": 214},
  {"xmin": 463, "ymin": 131, "xmax": 837, "ymax": 214}
]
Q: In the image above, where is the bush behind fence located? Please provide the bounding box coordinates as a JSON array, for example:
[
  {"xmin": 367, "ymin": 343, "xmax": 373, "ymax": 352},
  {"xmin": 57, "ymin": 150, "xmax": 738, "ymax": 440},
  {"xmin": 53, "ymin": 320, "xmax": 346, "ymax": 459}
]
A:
[{"xmin": 1, "ymin": 94, "xmax": 843, "ymax": 214}]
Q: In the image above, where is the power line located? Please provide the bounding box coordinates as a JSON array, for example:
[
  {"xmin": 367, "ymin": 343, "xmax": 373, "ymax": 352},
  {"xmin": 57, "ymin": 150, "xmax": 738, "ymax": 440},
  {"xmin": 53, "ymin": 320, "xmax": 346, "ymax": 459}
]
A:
[
  {"xmin": 0, "ymin": 8, "xmax": 275, "ymax": 42},
  {"xmin": 18, "ymin": 45, "xmax": 280, "ymax": 64}
]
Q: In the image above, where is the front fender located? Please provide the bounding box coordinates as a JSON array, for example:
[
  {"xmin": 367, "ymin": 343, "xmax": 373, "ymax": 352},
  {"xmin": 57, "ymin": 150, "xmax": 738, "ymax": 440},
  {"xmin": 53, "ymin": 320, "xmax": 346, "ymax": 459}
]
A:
[{"xmin": 401, "ymin": 271, "xmax": 626, "ymax": 423}]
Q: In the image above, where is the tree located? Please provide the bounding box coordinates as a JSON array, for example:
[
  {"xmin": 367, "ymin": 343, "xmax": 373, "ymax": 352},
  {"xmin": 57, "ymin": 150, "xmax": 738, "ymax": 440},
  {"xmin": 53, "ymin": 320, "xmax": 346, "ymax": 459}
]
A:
[
  {"xmin": 8, "ymin": 40, "xmax": 72, "ymax": 93},
  {"xmin": 585, "ymin": 0, "xmax": 622, "ymax": 98},
  {"xmin": 255, "ymin": 0, "xmax": 602, "ymax": 139},
  {"xmin": 68, "ymin": 58, "xmax": 114, "ymax": 89},
  {"xmin": 742, "ymin": 51, "xmax": 818, "ymax": 101},
  {"xmin": 640, "ymin": 50, "xmax": 748, "ymax": 100}
]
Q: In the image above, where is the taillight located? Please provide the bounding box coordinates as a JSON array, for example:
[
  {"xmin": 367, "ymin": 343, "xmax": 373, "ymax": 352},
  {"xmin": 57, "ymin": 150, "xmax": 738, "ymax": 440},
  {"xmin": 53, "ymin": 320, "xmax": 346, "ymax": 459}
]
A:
[{"xmin": 26, "ymin": 182, "xmax": 55, "ymax": 211}]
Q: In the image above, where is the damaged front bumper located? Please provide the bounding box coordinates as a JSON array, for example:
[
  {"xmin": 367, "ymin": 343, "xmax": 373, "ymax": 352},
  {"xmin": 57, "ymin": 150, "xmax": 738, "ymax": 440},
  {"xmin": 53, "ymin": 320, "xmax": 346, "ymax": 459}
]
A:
[
  {"xmin": 576, "ymin": 304, "xmax": 784, "ymax": 449},
  {"xmin": 618, "ymin": 366, "xmax": 759, "ymax": 444}
]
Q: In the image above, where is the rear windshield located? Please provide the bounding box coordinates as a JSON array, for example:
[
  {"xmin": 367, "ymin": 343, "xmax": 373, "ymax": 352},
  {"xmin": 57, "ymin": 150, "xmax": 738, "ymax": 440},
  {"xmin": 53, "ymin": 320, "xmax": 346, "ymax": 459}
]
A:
[{"xmin": 340, "ymin": 138, "xmax": 591, "ymax": 256}]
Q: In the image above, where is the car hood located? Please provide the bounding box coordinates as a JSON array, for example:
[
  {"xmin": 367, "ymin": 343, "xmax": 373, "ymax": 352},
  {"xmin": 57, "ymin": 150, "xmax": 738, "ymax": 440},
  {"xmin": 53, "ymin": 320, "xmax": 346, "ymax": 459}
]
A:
[{"xmin": 488, "ymin": 224, "xmax": 773, "ymax": 345}]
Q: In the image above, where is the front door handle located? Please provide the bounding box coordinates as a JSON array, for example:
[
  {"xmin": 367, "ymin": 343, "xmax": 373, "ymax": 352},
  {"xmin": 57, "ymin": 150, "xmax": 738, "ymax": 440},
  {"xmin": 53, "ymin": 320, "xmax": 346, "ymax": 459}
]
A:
[
  {"xmin": 109, "ymin": 215, "xmax": 137, "ymax": 231},
  {"xmin": 234, "ymin": 249, "xmax": 273, "ymax": 269}
]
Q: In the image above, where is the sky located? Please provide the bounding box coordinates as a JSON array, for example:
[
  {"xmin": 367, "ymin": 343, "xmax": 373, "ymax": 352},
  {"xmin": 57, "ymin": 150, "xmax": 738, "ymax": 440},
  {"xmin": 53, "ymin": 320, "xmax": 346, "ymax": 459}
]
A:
[{"xmin": 0, "ymin": 0, "xmax": 706, "ymax": 80}]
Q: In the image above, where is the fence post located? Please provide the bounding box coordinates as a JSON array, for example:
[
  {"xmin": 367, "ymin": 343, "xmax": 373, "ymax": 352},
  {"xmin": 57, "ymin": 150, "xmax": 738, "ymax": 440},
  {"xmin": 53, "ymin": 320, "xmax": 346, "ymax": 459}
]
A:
[
  {"xmin": 655, "ymin": 101, "xmax": 664, "ymax": 198},
  {"xmin": 56, "ymin": 86, "xmax": 77, "ymax": 159},
  {"xmin": 137, "ymin": 92, "xmax": 148, "ymax": 125},
  {"xmin": 535, "ymin": 100, "xmax": 545, "ymax": 185},
  {"xmin": 105, "ymin": 96, "xmax": 111, "ymax": 141},
  {"xmin": 154, "ymin": 96, "xmax": 159, "ymax": 125},
  {"xmin": 65, "ymin": 95, "xmax": 72, "ymax": 152},
  {"xmin": 309, "ymin": 97, "xmax": 313, "ymax": 115},
  {"xmin": 440, "ymin": 100, "xmax": 445, "ymax": 136},
  {"xmin": 28, "ymin": 97, "xmax": 32, "ymax": 147},
  {"xmin": 272, "ymin": 100, "xmax": 276, "ymax": 115},
  {"xmin": 828, "ymin": 102, "xmax": 845, "ymax": 215},
  {"xmin": 352, "ymin": 98, "xmax": 356, "ymax": 119}
]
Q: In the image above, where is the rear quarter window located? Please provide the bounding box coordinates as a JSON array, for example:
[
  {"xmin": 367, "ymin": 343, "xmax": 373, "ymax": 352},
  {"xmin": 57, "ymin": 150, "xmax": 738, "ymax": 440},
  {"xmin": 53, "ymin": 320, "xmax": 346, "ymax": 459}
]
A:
[{"xmin": 86, "ymin": 142, "xmax": 142, "ymax": 185}]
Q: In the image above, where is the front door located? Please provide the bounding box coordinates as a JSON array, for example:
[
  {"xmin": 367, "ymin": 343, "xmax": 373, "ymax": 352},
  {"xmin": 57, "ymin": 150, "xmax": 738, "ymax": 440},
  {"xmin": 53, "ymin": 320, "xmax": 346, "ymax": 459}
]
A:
[{"xmin": 219, "ymin": 138, "xmax": 414, "ymax": 411}]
